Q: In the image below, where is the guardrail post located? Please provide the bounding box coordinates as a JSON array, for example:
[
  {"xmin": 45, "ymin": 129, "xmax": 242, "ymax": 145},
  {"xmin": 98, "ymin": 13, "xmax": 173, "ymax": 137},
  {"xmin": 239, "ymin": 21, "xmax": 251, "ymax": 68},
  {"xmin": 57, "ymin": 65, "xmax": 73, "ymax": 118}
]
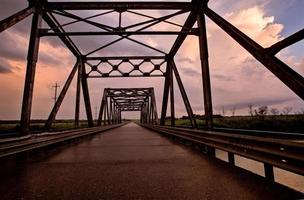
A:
[
  {"xmin": 264, "ymin": 163, "xmax": 274, "ymax": 181},
  {"xmin": 207, "ymin": 146, "xmax": 215, "ymax": 156},
  {"xmin": 228, "ymin": 152, "xmax": 235, "ymax": 165}
]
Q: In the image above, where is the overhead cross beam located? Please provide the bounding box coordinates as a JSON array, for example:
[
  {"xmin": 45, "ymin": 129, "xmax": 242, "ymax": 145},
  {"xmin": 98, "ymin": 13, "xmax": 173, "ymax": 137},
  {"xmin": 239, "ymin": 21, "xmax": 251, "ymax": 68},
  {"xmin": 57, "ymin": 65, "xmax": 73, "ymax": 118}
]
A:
[
  {"xmin": 85, "ymin": 57, "xmax": 167, "ymax": 78},
  {"xmin": 39, "ymin": 30, "xmax": 197, "ymax": 36},
  {"xmin": 46, "ymin": 2, "xmax": 193, "ymax": 10}
]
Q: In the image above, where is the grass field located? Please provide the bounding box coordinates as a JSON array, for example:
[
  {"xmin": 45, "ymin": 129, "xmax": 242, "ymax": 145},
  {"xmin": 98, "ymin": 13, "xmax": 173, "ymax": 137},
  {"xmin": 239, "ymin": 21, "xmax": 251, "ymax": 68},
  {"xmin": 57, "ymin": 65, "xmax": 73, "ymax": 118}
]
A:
[
  {"xmin": 0, "ymin": 120, "xmax": 91, "ymax": 134},
  {"xmin": 166, "ymin": 115, "xmax": 304, "ymax": 133},
  {"xmin": 1, "ymin": 115, "xmax": 304, "ymax": 135}
]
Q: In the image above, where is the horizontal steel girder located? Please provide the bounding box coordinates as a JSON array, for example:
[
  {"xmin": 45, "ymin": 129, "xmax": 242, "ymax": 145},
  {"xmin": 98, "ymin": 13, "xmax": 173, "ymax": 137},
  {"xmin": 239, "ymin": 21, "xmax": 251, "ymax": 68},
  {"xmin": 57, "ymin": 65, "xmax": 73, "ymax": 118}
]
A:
[
  {"xmin": 46, "ymin": 2, "xmax": 193, "ymax": 10},
  {"xmin": 86, "ymin": 56, "xmax": 166, "ymax": 61},
  {"xmin": 39, "ymin": 30, "xmax": 198, "ymax": 36}
]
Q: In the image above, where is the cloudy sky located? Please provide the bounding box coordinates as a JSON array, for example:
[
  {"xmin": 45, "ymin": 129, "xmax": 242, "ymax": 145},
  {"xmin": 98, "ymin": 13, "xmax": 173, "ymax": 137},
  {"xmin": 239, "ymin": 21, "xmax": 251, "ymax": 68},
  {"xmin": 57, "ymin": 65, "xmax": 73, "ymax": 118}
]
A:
[{"xmin": 0, "ymin": 0, "xmax": 303, "ymax": 120}]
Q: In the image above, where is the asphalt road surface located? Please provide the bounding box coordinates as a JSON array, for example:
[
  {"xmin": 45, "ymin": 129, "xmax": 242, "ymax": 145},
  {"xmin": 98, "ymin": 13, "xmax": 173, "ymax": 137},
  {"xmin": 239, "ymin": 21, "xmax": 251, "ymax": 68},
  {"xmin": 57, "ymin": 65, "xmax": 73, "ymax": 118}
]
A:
[{"xmin": 0, "ymin": 123, "xmax": 302, "ymax": 199}]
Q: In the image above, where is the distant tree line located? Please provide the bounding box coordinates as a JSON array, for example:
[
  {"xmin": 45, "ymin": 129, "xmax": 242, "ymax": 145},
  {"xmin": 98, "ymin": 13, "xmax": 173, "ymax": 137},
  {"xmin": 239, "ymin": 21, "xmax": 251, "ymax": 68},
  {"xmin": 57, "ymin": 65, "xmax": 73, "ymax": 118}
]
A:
[{"xmin": 175, "ymin": 105, "xmax": 304, "ymax": 120}]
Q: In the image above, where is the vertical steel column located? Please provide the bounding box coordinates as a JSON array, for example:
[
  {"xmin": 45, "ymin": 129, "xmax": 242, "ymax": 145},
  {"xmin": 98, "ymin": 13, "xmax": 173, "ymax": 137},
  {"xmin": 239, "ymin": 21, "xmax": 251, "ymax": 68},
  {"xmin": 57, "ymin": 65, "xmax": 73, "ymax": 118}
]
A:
[
  {"xmin": 197, "ymin": 13, "xmax": 213, "ymax": 129},
  {"xmin": 141, "ymin": 104, "xmax": 145, "ymax": 123},
  {"xmin": 146, "ymin": 102, "xmax": 149, "ymax": 123},
  {"xmin": 103, "ymin": 100, "xmax": 107, "ymax": 125},
  {"xmin": 75, "ymin": 59, "xmax": 82, "ymax": 127},
  {"xmin": 80, "ymin": 59, "xmax": 94, "ymax": 127},
  {"xmin": 119, "ymin": 109, "xmax": 122, "ymax": 123},
  {"xmin": 97, "ymin": 95, "xmax": 105, "ymax": 126},
  {"xmin": 160, "ymin": 62, "xmax": 171, "ymax": 125},
  {"xmin": 169, "ymin": 65, "xmax": 175, "ymax": 126},
  {"xmin": 109, "ymin": 99, "xmax": 113, "ymax": 124},
  {"xmin": 171, "ymin": 60, "xmax": 197, "ymax": 128},
  {"xmin": 106, "ymin": 98, "xmax": 110, "ymax": 124},
  {"xmin": 45, "ymin": 61, "xmax": 79, "ymax": 130},
  {"xmin": 151, "ymin": 100, "xmax": 154, "ymax": 124},
  {"xmin": 144, "ymin": 102, "xmax": 148, "ymax": 123},
  {"xmin": 147, "ymin": 98, "xmax": 151, "ymax": 123},
  {"xmin": 20, "ymin": 8, "xmax": 42, "ymax": 135},
  {"xmin": 118, "ymin": 107, "xmax": 121, "ymax": 124},
  {"xmin": 114, "ymin": 103, "xmax": 118, "ymax": 124},
  {"xmin": 151, "ymin": 89, "xmax": 159, "ymax": 124}
]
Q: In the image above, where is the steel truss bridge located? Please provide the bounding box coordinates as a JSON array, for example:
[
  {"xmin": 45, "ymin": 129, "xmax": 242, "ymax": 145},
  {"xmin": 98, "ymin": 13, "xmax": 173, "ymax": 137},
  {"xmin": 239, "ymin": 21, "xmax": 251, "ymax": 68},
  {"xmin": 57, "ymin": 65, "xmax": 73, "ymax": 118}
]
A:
[
  {"xmin": 0, "ymin": 0, "xmax": 304, "ymax": 198},
  {"xmin": 98, "ymin": 88, "xmax": 159, "ymax": 125}
]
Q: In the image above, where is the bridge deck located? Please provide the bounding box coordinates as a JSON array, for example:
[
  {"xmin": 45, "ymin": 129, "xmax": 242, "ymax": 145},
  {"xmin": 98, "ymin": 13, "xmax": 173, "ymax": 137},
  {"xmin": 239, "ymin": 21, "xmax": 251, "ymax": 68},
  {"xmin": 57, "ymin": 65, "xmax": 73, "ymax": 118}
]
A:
[{"xmin": 0, "ymin": 123, "xmax": 302, "ymax": 199}]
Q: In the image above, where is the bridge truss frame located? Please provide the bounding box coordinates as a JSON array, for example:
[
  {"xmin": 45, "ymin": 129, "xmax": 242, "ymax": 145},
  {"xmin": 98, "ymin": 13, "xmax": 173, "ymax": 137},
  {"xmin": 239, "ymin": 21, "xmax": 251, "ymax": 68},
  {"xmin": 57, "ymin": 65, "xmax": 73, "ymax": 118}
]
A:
[
  {"xmin": 0, "ymin": 0, "xmax": 304, "ymax": 184},
  {"xmin": 0, "ymin": 1, "xmax": 303, "ymax": 133},
  {"xmin": 98, "ymin": 88, "xmax": 158, "ymax": 125}
]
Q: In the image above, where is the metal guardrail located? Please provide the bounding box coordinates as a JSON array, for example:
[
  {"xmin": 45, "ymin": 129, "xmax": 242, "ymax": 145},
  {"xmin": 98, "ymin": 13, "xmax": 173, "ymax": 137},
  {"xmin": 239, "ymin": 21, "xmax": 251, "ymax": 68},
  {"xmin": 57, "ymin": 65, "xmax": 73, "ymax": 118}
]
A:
[
  {"xmin": 0, "ymin": 123, "xmax": 126, "ymax": 158},
  {"xmin": 167, "ymin": 125, "xmax": 304, "ymax": 139},
  {"xmin": 140, "ymin": 123, "xmax": 304, "ymax": 180}
]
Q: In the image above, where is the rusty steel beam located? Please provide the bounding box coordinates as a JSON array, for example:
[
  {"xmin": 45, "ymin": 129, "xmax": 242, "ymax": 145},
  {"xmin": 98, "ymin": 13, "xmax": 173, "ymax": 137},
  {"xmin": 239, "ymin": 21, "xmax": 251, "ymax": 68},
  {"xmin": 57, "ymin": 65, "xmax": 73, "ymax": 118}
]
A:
[
  {"xmin": 160, "ymin": 62, "xmax": 171, "ymax": 125},
  {"xmin": 127, "ymin": 10, "xmax": 184, "ymax": 29},
  {"xmin": 40, "ymin": 30, "xmax": 197, "ymax": 36},
  {"xmin": 47, "ymin": 2, "xmax": 192, "ymax": 10},
  {"xmin": 51, "ymin": 10, "xmax": 114, "ymax": 32},
  {"xmin": 0, "ymin": 7, "xmax": 34, "ymax": 32},
  {"xmin": 197, "ymin": 13, "xmax": 213, "ymax": 129},
  {"xmin": 169, "ymin": 65, "xmax": 175, "ymax": 126},
  {"xmin": 204, "ymin": 8, "xmax": 304, "ymax": 100},
  {"xmin": 97, "ymin": 95, "xmax": 106, "ymax": 126},
  {"xmin": 171, "ymin": 60, "xmax": 197, "ymax": 128},
  {"xmin": 20, "ymin": 10, "xmax": 42, "ymax": 135},
  {"xmin": 81, "ymin": 60, "xmax": 94, "ymax": 127},
  {"xmin": 87, "ymin": 75, "xmax": 164, "ymax": 78},
  {"xmin": 151, "ymin": 89, "xmax": 159, "ymax": 124},
  {"xmin": 86, "ymin": 56, "xmax": 165, "ymax": 60},
  {"xmin": 267, "ymin": 28, "xmax": 304, "ymax": 55},
  {"xmin": 75, "ymin": 60, "xmax": 82, "ymax": 127},
  {"xmin": 42, "ymin": 13, "xmax": 81, "ymax": 57},
  {"xmin": 168, "ymin": 8, "xmax": 198, "ymax": 57},
  {"xmin": 52, "ymin": 6, "xmax": 179, "ymax": 56},
  {"xmin": 45, "ymin": 61, "xmax": 80, "ymax": 130}
]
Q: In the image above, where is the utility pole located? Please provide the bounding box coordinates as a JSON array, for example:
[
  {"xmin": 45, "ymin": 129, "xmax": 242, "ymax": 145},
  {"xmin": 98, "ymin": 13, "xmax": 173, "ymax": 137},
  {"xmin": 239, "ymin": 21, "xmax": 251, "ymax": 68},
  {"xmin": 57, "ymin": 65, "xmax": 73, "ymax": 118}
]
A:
[{"xmin": 52, "ymin": 82, "xmax": 60, "ymax": 105}]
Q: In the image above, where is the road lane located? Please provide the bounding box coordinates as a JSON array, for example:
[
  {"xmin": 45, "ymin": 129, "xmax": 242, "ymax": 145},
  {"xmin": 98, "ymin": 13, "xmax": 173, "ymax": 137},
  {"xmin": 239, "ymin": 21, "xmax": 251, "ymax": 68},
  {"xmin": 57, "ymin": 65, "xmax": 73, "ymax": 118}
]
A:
[{"xmin": 0, "ymin": 122, "xmax": 302, "ymax": 199}]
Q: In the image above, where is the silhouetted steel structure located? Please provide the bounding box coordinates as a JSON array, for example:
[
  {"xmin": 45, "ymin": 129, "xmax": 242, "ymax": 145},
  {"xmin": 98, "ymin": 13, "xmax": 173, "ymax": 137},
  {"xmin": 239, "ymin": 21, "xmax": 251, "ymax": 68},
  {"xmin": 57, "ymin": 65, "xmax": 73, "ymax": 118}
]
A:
[
  {"xmin": 97, "ymin": 88, "xmax": 158, "ymax": 125},
  {"xmin": 0, "ymin": 0, "xmax": 304, "ymax": 185},
  {"xmin": 0, "ymin": 0, "xmax": 303, "ymax": 128}
]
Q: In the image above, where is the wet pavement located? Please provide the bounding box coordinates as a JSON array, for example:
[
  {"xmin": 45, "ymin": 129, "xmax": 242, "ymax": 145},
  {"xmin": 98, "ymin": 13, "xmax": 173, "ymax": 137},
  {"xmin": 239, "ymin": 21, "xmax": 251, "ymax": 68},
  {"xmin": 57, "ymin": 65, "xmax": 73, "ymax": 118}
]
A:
[{"xmin": 0, "ymin": 123, "xmax": 302, "ymax": 199}]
